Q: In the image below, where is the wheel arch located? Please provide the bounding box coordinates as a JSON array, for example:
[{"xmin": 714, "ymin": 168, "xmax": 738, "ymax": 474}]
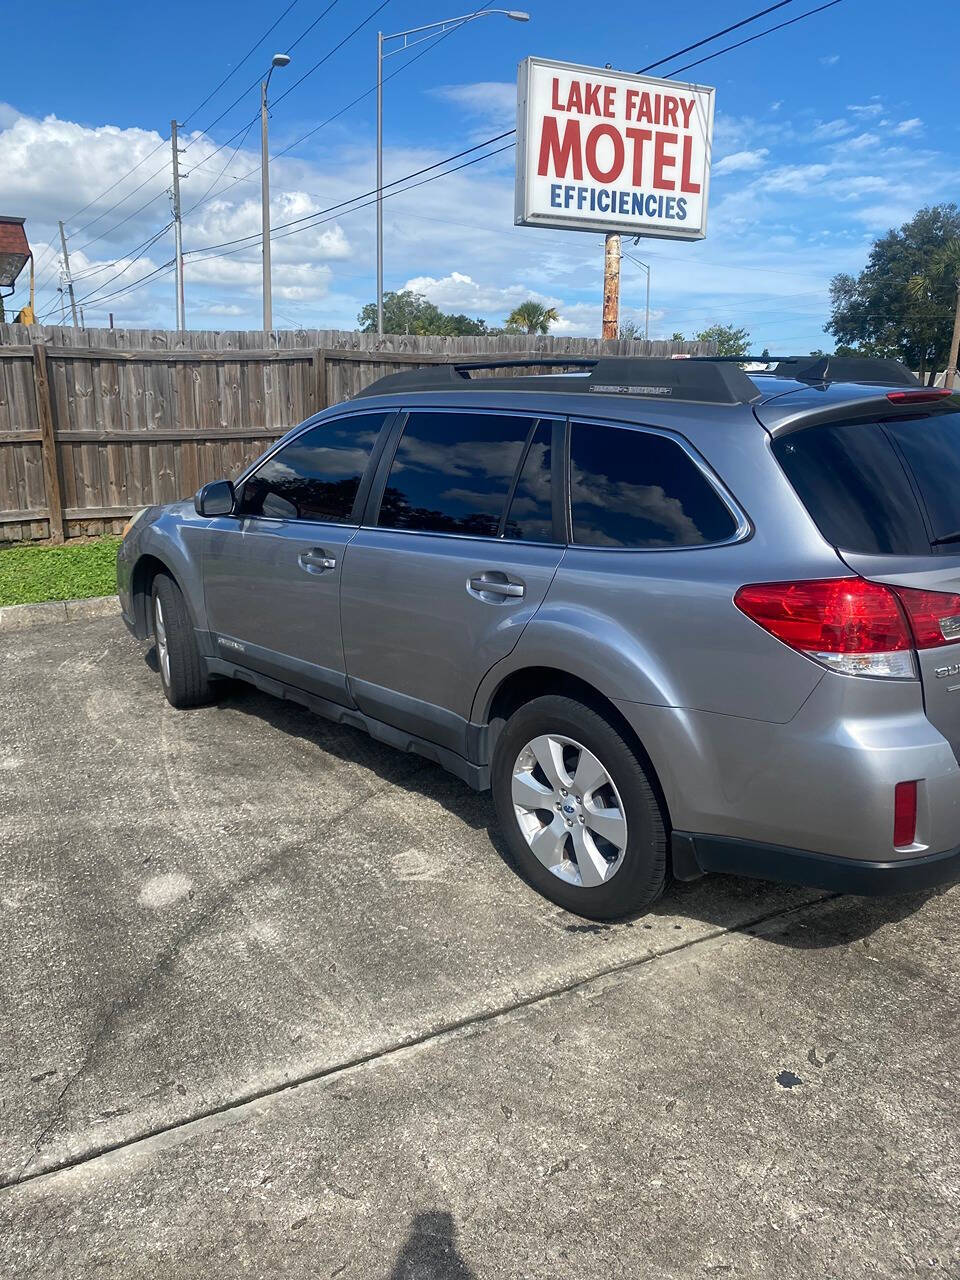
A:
[
  {"xmin": 130, "ymin": 553, "xmax": 173, "ymax": 638},
  {"xmin": 483, "ymin": 665, "xmax": 673, "ymax": 834}
]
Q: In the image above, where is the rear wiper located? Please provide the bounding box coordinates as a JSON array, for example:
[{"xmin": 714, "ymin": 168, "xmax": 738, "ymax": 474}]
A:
[{"xmin": 930, "ymin": 530, "xmax": 960, "ymax": 546}]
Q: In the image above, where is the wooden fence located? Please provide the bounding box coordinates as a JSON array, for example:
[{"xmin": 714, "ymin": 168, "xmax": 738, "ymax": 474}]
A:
[{"xmin": 0, "ymin": 325, "xmax": 710, "ymax": 542}]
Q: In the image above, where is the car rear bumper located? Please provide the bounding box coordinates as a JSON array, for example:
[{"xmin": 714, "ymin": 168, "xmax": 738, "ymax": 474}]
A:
[{"xmin": 672, "ymin": 832, "xmax": 960, "ymax": 896}]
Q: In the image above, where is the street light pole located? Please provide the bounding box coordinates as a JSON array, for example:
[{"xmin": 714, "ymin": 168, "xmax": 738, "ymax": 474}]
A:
[
  {"xmin": 624, "ymin": 249, "xmax": 651, "ymax": 343},
  {"xmin": 376, "ymin": 30, "xmax": 384, "ymax": 336},
  {"xmin": 375, "ymin": 9, "xmax": 530, "ymax": 336},
  {"xmin": 261, "ymin": 53, "xmax": 291, "ymax": 333}
]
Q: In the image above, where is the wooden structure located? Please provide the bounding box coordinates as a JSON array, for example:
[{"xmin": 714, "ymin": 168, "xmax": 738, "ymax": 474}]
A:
[{"xmin": 0, "ymin": 324, "xmax": 710, "ymax": 542}]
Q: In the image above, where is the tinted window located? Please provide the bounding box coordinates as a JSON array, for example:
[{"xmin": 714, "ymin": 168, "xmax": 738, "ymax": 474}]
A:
[
  {"xmin": 238, "ymin": 412, "xmax": 387, "ymax": 523},
  {"xmin": 378, "ymin": 412, "xmax": 537, "ymax": 537},
  {"xmin": 887, "ymin": 412, "xmax": 960, "ymax": 548},
  {"xmin": 504, "ymin": 421, "xmax": 554, "ymax": 541},
  {"xmin": 569, "ymin": 422, "xmax": 738, "ymax": 548},
  {"xmin": 773, "ymin": 422, "xmax": 930, "ymax": 555}
]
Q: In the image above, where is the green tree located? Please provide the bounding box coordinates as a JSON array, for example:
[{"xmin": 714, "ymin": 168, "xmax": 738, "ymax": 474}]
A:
[
  {"xmin": 693, "ymin": 324, "xmax": 751, "ymax": 356},
  {"xmin": 825, "ymin": 204, "xmax": 960, "ymax": 383},
  {"xmin": 907, "ymin": 237, "xmax": 960, "ymax": 384},
  {"xmin": 357, "ymin": 290, "xmax": 487, "ymax": 336},
  {"xmin": 504, "ymin": 301, "xmax": 559, "ymax": 335}
]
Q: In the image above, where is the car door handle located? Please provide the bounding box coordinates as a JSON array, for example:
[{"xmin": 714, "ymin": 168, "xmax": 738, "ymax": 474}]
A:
[
  {"xmin": 299, "ymin": 548, "xmax": 337, "ymax": 573},
  {"xmin": 468, "ymin": 573, "xmax": 525, "ymax": 601}
]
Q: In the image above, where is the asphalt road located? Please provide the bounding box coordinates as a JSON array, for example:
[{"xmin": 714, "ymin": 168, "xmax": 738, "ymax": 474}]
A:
[{"xmin": 1, "ymin": 615, "xmax": 957, "ymax": 1278}]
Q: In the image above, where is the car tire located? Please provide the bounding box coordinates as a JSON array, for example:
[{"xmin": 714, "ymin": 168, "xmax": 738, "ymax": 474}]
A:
[
  {"xmin": 492, "ymin": 694, "xmax": 667, "ymax": 920},
  {"xmin": 151, "ymin": 572, "xmax": 216, "ymax": 709}
]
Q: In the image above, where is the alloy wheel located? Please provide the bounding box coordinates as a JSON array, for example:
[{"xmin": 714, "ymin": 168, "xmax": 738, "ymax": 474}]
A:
[{"xmin": 511, "ymin": 734, "xmax": 628, "ymax": 888}]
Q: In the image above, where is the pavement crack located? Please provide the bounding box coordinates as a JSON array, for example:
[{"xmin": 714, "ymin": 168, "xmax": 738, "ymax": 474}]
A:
[{"xmin": 1, "ymin": 889, "xmax": 835, "ymax": 1194}]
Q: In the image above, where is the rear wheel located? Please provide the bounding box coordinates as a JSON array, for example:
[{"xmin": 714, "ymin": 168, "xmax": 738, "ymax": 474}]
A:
[
  {"xmin": 151, "ymin": 573, "xmax": 215, "ymax": 709},
  {"xmin": 492, "ymin": 695, "xmax": 666, "ymax": 919}
]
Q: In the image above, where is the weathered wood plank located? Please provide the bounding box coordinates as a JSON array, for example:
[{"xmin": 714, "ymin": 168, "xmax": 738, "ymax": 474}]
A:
[{"xmin": 31, "ymin": 344, "xmax": 65, "ymax": 543}]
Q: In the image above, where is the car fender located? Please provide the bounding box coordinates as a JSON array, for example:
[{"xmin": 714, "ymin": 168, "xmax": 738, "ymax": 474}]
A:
[
  {"xmin": 470, "ymin": 603, "xmax": 684, "ymax": 725},
  {"xmin": 134, "ymin": 506, "xmax": 209, "ymax": 633}
]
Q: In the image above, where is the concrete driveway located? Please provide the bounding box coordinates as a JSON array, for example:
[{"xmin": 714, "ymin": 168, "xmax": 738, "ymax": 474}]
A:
[{"xmin": 1, "ymin": 615, "xmax": 957, "ymax": 1278}]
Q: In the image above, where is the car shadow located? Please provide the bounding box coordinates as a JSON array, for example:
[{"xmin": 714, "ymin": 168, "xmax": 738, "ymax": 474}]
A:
[{"xmin": 212, "ymin": 680, "xmax": 942, "ymax": 953}]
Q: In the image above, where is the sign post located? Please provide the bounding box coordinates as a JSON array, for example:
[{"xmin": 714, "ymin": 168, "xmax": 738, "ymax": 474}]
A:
[{"xmin": 515, "ymin": 57, "xmax": 715, "ymax": 336}]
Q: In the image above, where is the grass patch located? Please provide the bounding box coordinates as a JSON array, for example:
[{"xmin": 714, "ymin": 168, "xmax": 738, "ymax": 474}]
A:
[{"xmin": 0, "ymin": 537, "xmax": 122, "ymax": 606}]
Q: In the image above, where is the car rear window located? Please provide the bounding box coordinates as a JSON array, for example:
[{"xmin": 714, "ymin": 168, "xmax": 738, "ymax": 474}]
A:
[{"xmin": 773, "ymin": 413, "xmax": 960, "ymax": 556}]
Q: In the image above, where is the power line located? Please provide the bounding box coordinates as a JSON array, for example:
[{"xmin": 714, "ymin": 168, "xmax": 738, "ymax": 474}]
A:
[
  {"xmin": 183, "ymin": 143, "xmax": 515, "ymax": 274},
  {"xmin": 179, "ymin": 10, "xmax": 475, "ymax": 222},
  {"xmin": 664, "ymin": 0, "xmax": 845, "ymax": 76},
  {"xmin": 638, "ymin": 1, "xmax": 796, "ymax": 72},
  {"xmin": 185, "ymin": 131, "xmax": 516, "ymax": 256},
  {"xmin": 285, "ymin": 0, "xmax": 342, "ymax": 52},
  {"xmin": 270, "ymin": 0, "xmax": 391, "ymax": 109},
  {"xmin": 182, "ymin": 121, "xmax": 257, "ymax": 216},
  {"xmin": 181, "ymin": 0, "xmax": 302, "ymax": 126},
  {"xmin": 62, "ymin": 0, "xmax": 314, "ymax": 233}
]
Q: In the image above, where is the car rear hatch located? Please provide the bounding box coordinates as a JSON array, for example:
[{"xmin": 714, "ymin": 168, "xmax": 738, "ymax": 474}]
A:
[{"xmin": 761, "ymin": 389, "xmax": 960, "ymax": 752}]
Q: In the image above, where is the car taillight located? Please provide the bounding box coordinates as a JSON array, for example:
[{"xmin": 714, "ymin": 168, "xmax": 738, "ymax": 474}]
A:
[
  {"xmin": 886, "ymin": 389, "xmax": 953, "ymax": 404},
  {"xmin": 888, "ymin": 585, "xmax": 960, "ymax": 648},
  {"xmin": 734, "ymin": 578, "xmax": 917, "ymax": 678}
]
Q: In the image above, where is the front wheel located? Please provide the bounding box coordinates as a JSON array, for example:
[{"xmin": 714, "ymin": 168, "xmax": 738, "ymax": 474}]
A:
[
  {"xmin": 492, "ymin": 695, "xmax": 666, "ymax": 920},
  {"xmin": 151, "ymin": 573, "xmax": 216, "ymax": 709}
]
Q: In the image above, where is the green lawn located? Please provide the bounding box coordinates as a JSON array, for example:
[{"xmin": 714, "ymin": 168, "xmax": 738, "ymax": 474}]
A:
[{"xmin": 0, "ymin": 537, "xmax": 122, "ymax": 607}]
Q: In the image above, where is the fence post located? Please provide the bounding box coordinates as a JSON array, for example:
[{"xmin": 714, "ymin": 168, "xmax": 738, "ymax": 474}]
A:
[
  {"xmin": 312, "ymin": 349, "xmax": 328, "ymax": 413},
  {"xmin": 32, "ymin": 343, "xmax": 65, "ymax": 543}
]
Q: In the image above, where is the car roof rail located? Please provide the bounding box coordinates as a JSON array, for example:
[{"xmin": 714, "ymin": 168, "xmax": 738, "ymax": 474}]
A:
[
  {"xmin": 770, "ymin": 355, "xmax": 920, "ymax": 387},
  {"xmin": 354, "ymin": 355, "xmax": 761, "ymax": 405}
]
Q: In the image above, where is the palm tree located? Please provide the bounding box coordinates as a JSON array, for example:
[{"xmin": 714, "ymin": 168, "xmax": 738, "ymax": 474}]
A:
[
  {"xmin": 907, "ymin": 239, "xmax": 960, "ymax": 387},
  {"xmin": 505, "ymin": 300, "xmax": 559, "ymax": 335}
]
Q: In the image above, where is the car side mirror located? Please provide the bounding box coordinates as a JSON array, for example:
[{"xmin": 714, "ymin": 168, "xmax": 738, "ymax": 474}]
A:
[{"xmin": 194, "ymin": 479, "xmax": 236, "ymax": 518}]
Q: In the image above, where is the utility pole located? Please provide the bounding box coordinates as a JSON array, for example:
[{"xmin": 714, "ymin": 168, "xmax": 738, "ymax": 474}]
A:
[
  {"xmin": 171, "ymin": 120, "xmax": 185, "ymax": 331},
  {"xmin": 58, "ymin": 221, "xmax": 79, "ymax": 330},
  {"xmin": 602, "ymin": 233, "xmax": 621, "ymax": 340},
  {"xmin": 945, "ymin": 275, "xmax": 960, "ymax": 391}
]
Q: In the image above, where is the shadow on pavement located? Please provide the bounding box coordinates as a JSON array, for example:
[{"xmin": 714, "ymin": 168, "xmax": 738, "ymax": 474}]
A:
[
  {"xmin": 212, "ymin": 680, "xmax": 940, "ymax": 954},
  {"xmin": 387, "ymin": 1211, "xmax": 477, "ymax": 1280}
]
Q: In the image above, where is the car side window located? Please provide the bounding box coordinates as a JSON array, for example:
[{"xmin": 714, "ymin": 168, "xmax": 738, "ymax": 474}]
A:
[
  {"xmin": 377, "ymin": 411, "xmax": 541, "ymax": 537},
  {"xmin": 569, "ymin": 420, "xmax": 738, "ymax": 548},
  {"xmin": 503, "ymin": 420, "xmax": 554, "ymax": 541},
  {"xmin": 237, "ymin": 412, "xmax": 389, "ymax": 524}
]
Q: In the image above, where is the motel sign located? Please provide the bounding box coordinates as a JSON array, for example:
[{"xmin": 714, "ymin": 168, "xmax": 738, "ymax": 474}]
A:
[{"xmin": 515, "ymin": 57, "xmax": 715, "ymax": 241}]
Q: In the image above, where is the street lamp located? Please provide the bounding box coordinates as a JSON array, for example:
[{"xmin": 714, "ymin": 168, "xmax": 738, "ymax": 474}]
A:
[
  {"xmin": 376, "ymin": 10, "xmax": 530, "ymax": 335},
  {"xmin": 624, "ymin": 250, "xmax": 651, "ymax": 342},
  {"xmin": 261, "ymin": 52, "xmax": 291, "ymax": 332}
]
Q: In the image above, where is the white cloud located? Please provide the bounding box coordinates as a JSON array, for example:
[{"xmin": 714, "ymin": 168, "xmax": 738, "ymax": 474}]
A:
[
  {"xmin": 432, "ymin": 82, "xmax": 516, "ymax": 127},
  {"xmin": 847, "ymin": 99, "xmax": 884, "ymax": 116},
  {"xmin": 819, "ymin": 54, "xmax": 840, "ymax": 66},
  {"xmin": 714, "ymin": 148, "xmax": 769, "ymax": 176},
  {"xmin": 812, "ymin": 118, "xmax": 856, "ymax": 140},
  {"xmin": 197, "ymin": 302, "xmax": 246, "ymax": 316},
  {"xmin": 893, "ymin": 117, "xmax": 924, "ymax": 135},
  {"xmin": 402, "ymin": 270, "xmax": 560, "ymax": 322}
]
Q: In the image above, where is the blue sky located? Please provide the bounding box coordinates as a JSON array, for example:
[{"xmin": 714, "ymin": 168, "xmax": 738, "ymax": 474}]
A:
[{"xmin": 2, "ymin": 0, "xmax": 957, "ymax": 348}]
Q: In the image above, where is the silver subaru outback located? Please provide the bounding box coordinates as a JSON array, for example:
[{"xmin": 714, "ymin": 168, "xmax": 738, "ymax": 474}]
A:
[{"xmin": 117, "ymin": 354, "xmax": 960, "ymax": 919}]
